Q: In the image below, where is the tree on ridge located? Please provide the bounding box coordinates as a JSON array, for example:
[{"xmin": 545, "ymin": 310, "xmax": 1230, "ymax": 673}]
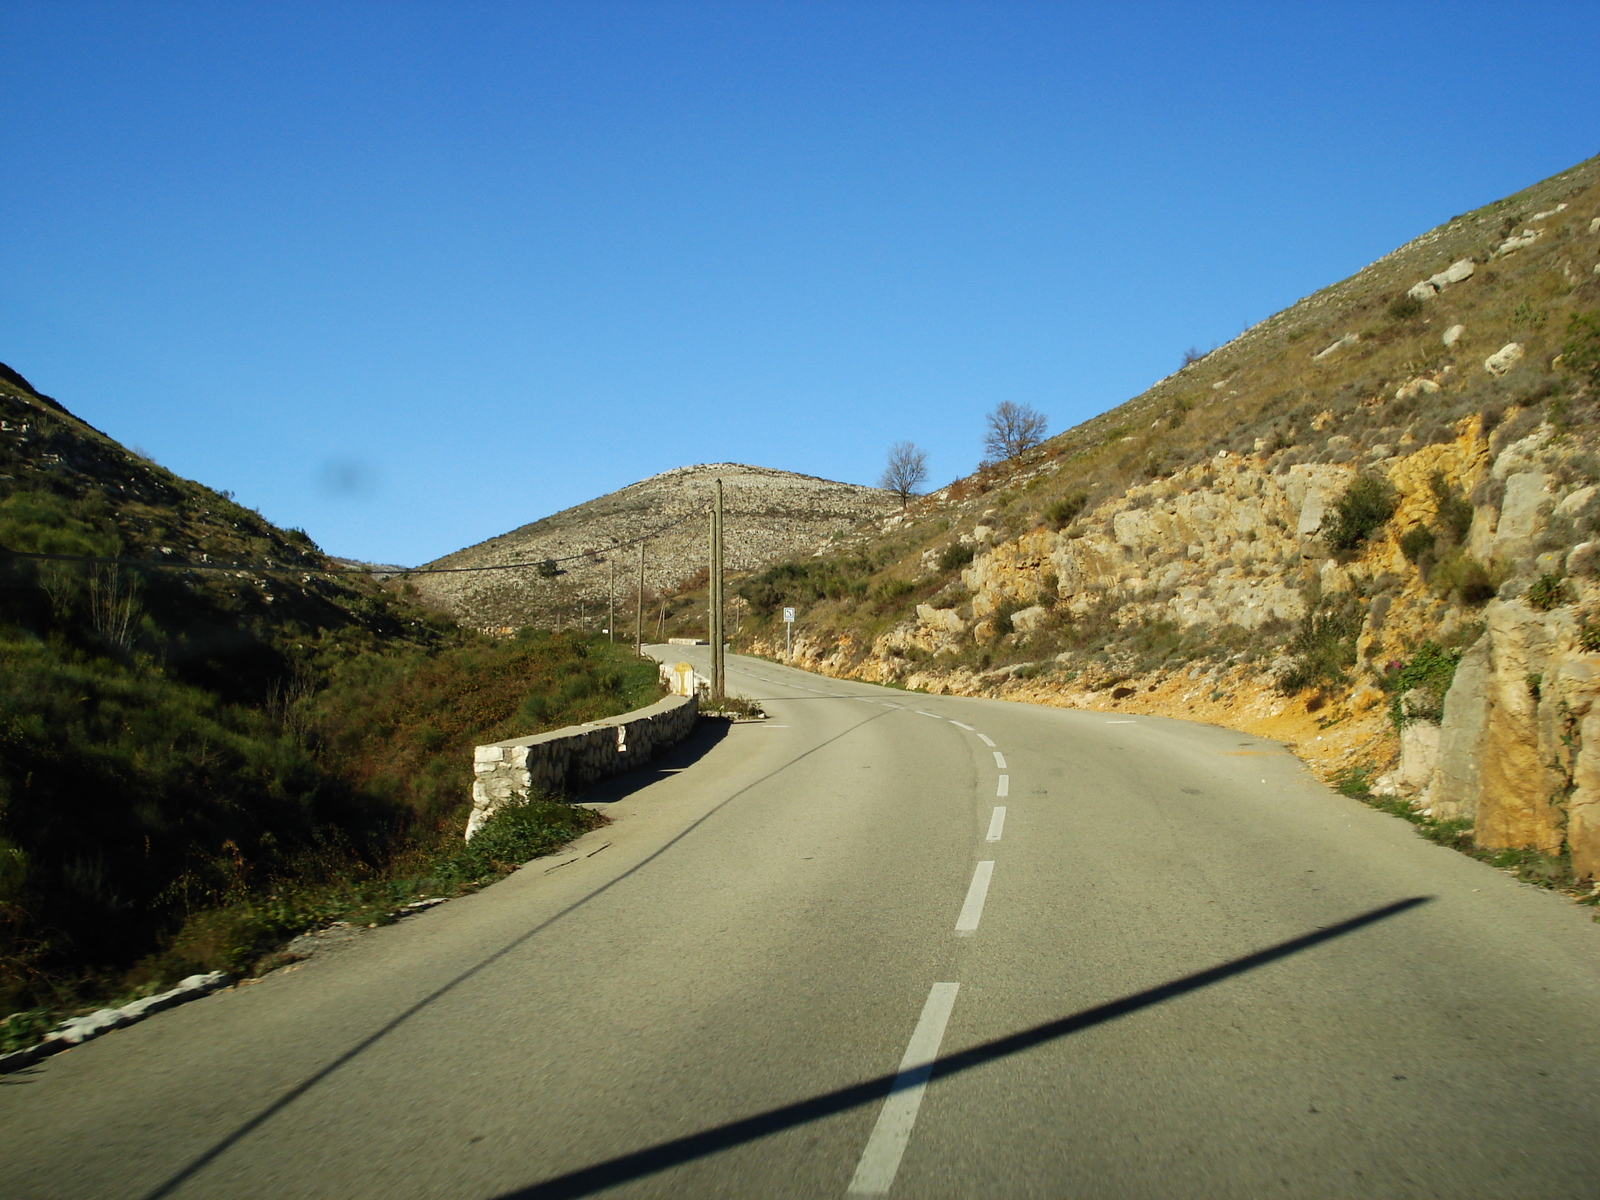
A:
[
  {"xmin": 880, "ymin": 441, "xmax": 929, "ymax": 508},
  {"xmin": 983, "ymin": 401, "xmax": 1049, "ymax": 461}
]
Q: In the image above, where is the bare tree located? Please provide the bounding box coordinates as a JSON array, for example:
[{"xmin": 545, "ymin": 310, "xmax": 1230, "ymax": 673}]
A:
[
  {"xmin": 879, "ymin": 441, "xmax": 929, "ymax": 508},
  {"xmin": 983, "ymin": 401, "xmax": 1049, "ymax": 461}
]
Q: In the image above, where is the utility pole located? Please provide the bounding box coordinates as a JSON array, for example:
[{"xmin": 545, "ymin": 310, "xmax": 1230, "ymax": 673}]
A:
[
  {"xmin": 607, "ymin": 550, "xmax": 616, "ymax": 643},
  {"xmin": 635, "ymin": 540, "xmax": 645, "ymax": 656},
  {"xmin": 709, "ymin": 479, "xmax": 725, "ymax": 702}
]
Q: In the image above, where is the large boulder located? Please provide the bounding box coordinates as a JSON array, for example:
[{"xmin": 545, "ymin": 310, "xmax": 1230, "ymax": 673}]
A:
[
  {"xmin": 1484, "ymin": 343, "xmax": 1525, "ymax": 376},
  {"xmin": 1492, "ymin": 472, "xmax": 1553, "ymax": 562}
]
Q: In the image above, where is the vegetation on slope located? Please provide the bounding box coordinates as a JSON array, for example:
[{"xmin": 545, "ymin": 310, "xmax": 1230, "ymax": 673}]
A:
[{"xmin": 0, "ymin": 370, "xmax": 661, "ymax": 1032}]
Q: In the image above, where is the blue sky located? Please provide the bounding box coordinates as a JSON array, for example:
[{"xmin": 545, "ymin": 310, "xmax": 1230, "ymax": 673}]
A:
[{"xmin": 3, "ymin": 2, "xmax": 1597, "ymax": 565}]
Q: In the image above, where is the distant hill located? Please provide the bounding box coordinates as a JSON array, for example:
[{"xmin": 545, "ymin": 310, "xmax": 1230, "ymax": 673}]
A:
[{"xmin": 412, "ymin": 463, "xmax": 898, "ymax": 632}]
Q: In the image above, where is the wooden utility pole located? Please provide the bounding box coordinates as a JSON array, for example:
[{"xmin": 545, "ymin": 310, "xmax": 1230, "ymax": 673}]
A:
[
  {"xmin": 635, "ymin": 540, "xmax": 645, "ymax": 656},
  {"xmin": 710, "ymin": 479, "xmax": 725, "ymax": 701}
]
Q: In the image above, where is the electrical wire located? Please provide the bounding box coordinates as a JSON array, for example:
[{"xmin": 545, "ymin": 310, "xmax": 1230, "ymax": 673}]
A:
[{"xmin": 0, "ymin": 504, "xmax": 711, "ymax": 578}]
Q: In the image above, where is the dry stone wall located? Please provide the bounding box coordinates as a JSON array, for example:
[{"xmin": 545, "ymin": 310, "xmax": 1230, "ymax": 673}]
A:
[{"xmin": 466, "ymin": 693, "xmax": 699, "ymax": 839}]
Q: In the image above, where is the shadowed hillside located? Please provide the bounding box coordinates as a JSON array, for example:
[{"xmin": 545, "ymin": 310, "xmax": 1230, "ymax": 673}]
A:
[{"xmin": 0, "ymin": 372, "xmax": 660, "ymax": 1028}]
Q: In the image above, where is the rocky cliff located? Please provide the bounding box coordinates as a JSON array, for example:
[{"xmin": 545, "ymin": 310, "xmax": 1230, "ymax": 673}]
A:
[{"xmin": 730, "ymin": 152, "xmax": 1600, "ymax": 889}]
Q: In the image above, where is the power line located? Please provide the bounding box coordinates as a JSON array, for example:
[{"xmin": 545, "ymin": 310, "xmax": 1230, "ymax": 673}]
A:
[{"xmin": 0, "ymin": 504, "xmax": 711, "ymax": 578}]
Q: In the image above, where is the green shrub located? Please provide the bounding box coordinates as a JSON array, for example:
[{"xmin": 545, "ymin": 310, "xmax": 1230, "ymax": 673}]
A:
[
  {"xmin": 1561, "ymin": 311, "xmax": 1600, "ymax": 383},
  {"xmin": 1528, "ymin": 572, "xmax": 1569, "ymax": 611},
  {"xmin": 937, "ymin": 542, "xmax": 976, "ymax": 572},
  {"xmin": 1511, "ymin": 300, "xmax": 1548, "ymax": 330},
  {"xmin": 1386, "ymin": 295, "xmax": 1424, "ymax": 322},
  {"xmin": 1278, "ymin": 599, "xmax": 1363, "ymax": 694},
  {"xmin": 991, "ymin": 601, "xmax": 1020, "ymax": 636},
  {"xmin": 870, "ymin": 577, "xmax": 917, "ymax": 611},
  {"xmin": 1429, "ymin": 472, "xmax": 1474, "ymax": 544},
  {"xmin": 433, "ymin": 798, "xmax": 600, "ymax": 891},
  {"xmin": 1399, "ymin": 525, "xmax": 1437, "ymax": 564},
  {"xmin": 1044, "ymin": 490, "xmax": 1089, "ymax": 530},
  {"xmin": 1335, "ymin": 765, "xmax": 1375, "ymax": 798},
  {"xmin": 1430, "ymin": 548, "xmax": 1499, "ymax": 606},
  {"xmin": 1581, "ymin": 620, "xmax": 1600, "ymax": 653},
  {"xmin": 1324, "ymin": 475, "xmax": 1398, "ymax": 554},
  {"xmin": 1385, "ymin": 641, "xmax": 1463, "ymax": 729},
  {"xmin": 1456, "ymin": 558, "xmax": 1497, "ymax": 605},
  {"xmin": 739, "ymin": 557, "xmax": 874, "ymax": 615}
]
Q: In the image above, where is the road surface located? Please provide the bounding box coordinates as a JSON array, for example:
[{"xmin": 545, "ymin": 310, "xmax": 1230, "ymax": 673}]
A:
[{"xmin": 3, "ymin": 648, "xmax": 1598, "ymax": 1198}]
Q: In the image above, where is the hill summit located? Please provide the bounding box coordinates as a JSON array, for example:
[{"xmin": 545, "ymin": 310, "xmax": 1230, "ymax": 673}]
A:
[{"xmin": 413, "ymin": 463, "xmax": 897, "ymax": 632}]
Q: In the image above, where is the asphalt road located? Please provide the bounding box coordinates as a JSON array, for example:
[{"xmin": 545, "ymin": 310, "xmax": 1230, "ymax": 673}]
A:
[{"xmin": 4, "ymin": 648, "xmax": 1599, "ymax": 1199}]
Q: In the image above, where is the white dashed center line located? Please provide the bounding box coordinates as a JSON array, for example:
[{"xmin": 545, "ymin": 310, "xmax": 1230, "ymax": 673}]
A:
[
  {"xmin": 992, "ymin": 751, "xmax": 1007, "ymax": 769},
  {"xmin": 986, "ymin": 807, "xmax": 1007, "ymax": 841},
  {"xmin": 847, "ymin": 982, "xmax": 960, "ymax": 1195},
  {"xmin": 996, "ymin": 775, "xmax": 1009, "ymax": 797},
  {"xmin": 955, "ymin": 861, "xmax": 995, "ymax": 934},
  {"xmin": 914, "ymin": 711, "xmax": 941, "ymax": 719},
  {"xmin": 950, "ymin": 721, "xmax": 974, "ymax": 731},
  {"xmin": 976, "ymin": 733, "xmax": 996, "ymax": 747}
]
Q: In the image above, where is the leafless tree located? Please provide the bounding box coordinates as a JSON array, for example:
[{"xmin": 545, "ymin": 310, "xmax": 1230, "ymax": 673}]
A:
[
  {"xmin": 87, "ymin": 566, "xmax": 138, "ymax": 653},
  {"xmin": 880, "ymin": 441, "xmax": 929, "ymax": 508},
  {"xmin": 983, "ymin": 401, "xmax": 1049, "ymax": 461}
]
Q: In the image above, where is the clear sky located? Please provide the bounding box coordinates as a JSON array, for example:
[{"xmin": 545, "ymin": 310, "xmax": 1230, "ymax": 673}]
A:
[{"xmin": 3, "ymin": 2, "xmax": 1597, "ymax": 566}]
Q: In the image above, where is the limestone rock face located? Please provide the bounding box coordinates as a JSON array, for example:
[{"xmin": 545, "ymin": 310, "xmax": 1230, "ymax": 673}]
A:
[
  {"xmin": 1010, "ymin": 604, "xmax": 1051, "ymax": 634},
  {"xmin": 1562, "ymin": 658, "xmax": 1600, "ymax": 878},
  {"xmin": 1493, "ymin": 472, "xmax": 1553, "ymax": 562},
  {"xmin": 916, "ymin": 604, "xmax": 967, "ymax": 635},
  {"xmin": 1426, "ymin": 602, "xmax": 1592, "ymax": 857},
  {"xmin": 1431, "ymin": 636, "xmax": 1491, "ymax": 823}
]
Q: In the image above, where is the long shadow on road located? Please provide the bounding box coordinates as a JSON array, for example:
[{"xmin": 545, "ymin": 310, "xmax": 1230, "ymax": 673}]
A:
[
  {"xmin": 491, "ymin": 896, "xmax": 1431, "ymax": 1200},
  {"xmin": 578, "ymin": 718, "xmax": 730, "ymax": 806},
  {"xmin": 138, "ymin": 707, "xmax": 900, "ymax": 1200}
]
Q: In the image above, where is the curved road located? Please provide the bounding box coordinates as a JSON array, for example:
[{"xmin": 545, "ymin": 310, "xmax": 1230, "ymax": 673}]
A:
[{"xmin": 3, "ymin": 648, "xmax": 1599, "ymax": 1198}]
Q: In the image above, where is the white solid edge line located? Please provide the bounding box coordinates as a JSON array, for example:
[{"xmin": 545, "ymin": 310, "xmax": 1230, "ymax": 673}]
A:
[
  {"xmin": 977, "ymin": 733, "xmax": 996, "ymax": 747},
  {"xmin": 996, "ymin": 775, "xmax": 1009, "ymax": 798},
  {"xmin": 954, "ymin": 861, "xmax": 995, "ymax": 933},
  {"xmin": 986, "ymin": 807, "xmax": 1006, "ymax": 841},
  {"xmin": 992, "ymin": 751, "xmax": 1007, "ymax": 769},
  {"xmin": 1106, "ymin": 720, "xmax": 1136, "ymax": 724},
  {"xmin": 950, "ymin": 721, "xmax": 974, "ymax": 731},
  {"xmin": 847, "ymin": 982, "xmax": 961, "ymax": 1196}
]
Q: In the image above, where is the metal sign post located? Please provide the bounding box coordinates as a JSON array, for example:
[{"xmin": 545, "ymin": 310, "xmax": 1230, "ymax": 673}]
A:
[{"xmin": 784, "ymin": 606, "xmax": 795, "ymax": 663}]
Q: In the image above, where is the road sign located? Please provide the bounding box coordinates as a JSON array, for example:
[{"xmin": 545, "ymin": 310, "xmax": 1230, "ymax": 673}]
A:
[
  {"xmin": 783, "ymin": 607, "xmax": 795, "ymax": 663},
  {"xmin": 783, "ymin": 607, "xmax": 796, "ymax": 623}
]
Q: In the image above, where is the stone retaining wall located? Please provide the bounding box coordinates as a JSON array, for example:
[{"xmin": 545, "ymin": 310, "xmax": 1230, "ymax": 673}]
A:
[{"xmin": 467, "ymin": 693, "xmax": 699, "ymax": 840}]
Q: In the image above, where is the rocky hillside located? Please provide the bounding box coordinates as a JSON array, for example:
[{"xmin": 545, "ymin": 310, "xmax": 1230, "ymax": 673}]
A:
[
  {"xmin": 414, "ymin": 463, "xmax": 898, "ymax": 632},
  {"xmin": 725, "ymin": 153, "xmax": 1600, "ymax": 888}
]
